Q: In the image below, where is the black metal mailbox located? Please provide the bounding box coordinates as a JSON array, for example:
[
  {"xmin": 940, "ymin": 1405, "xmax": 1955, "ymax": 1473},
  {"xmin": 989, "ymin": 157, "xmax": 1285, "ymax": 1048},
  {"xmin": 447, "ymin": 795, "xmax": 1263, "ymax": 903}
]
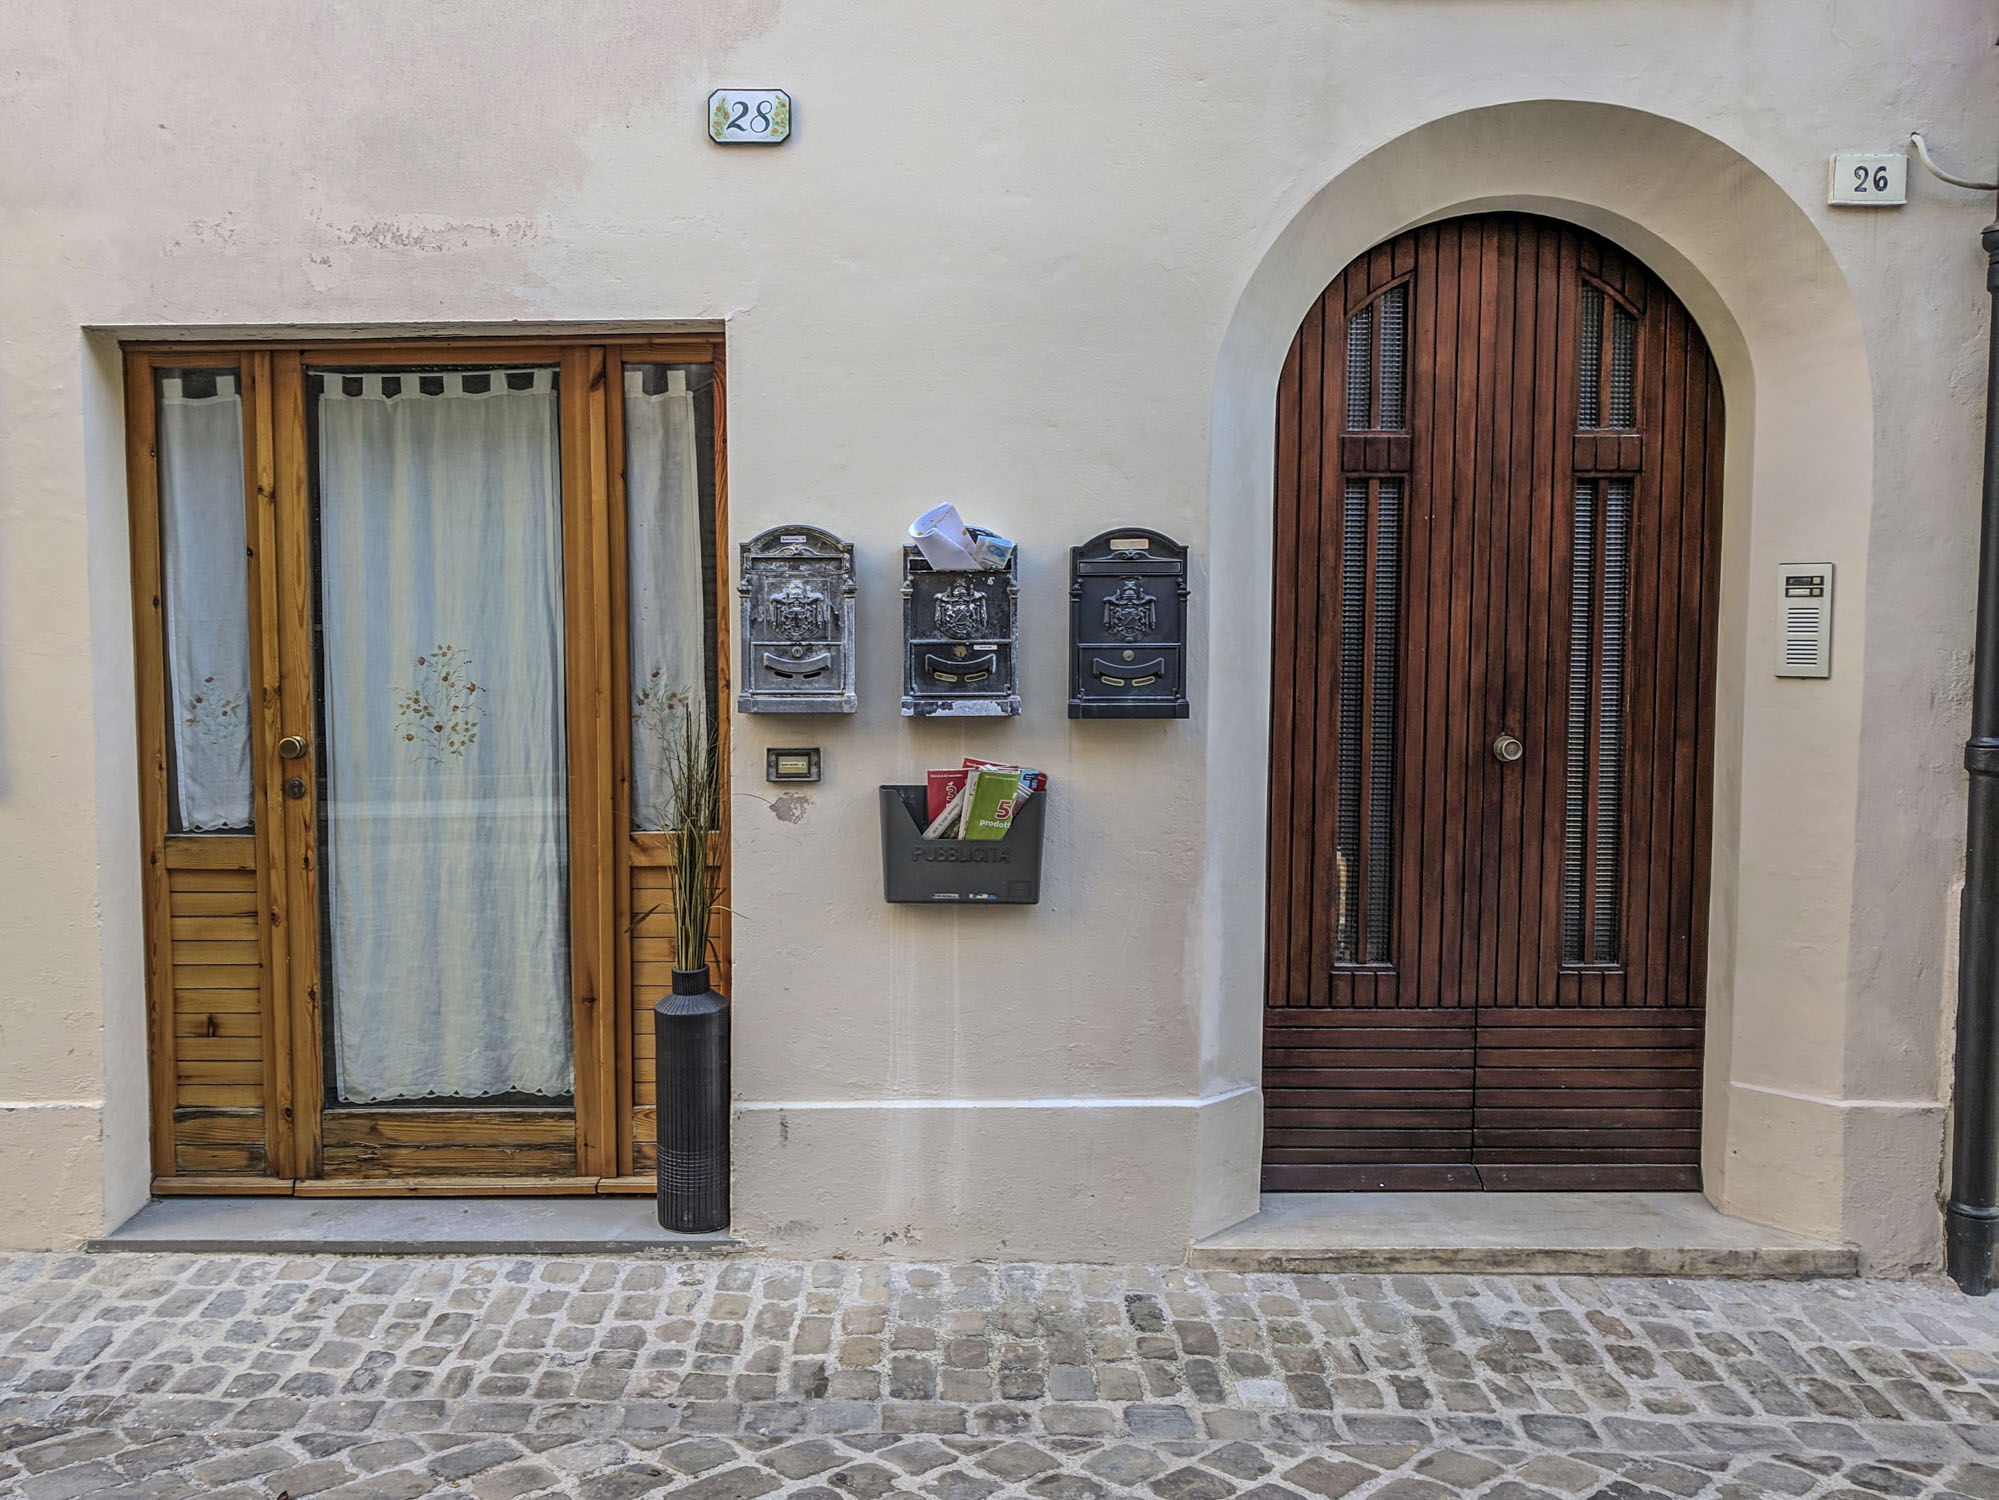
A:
[
  {"xmin": 1069, "ymin": 527, "xmax": 1190, "ymax": 718},
  {"xmin": 737, "ymin": 525, "xmax": 857, "ymax": 714},
  {"xmin": 879, "ymin": 785, "xmax": 1044, "ymax": 903},
  {"xmin": 900, "ymin": 544, "xmax": 1020, "ymax": 717}
]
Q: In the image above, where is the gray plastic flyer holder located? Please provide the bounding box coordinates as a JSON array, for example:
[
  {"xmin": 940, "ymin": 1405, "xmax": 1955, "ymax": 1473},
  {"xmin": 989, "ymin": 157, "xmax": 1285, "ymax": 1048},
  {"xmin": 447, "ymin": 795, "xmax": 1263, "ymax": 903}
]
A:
[{"xmin": 878, "ymin": 785, "xmax": 1045, "ymax": 904}]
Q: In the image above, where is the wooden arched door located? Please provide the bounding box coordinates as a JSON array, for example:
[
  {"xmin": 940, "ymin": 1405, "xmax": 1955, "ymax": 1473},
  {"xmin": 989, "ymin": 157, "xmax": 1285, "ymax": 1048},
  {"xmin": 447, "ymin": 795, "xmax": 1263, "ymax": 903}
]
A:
[{"xmin": 1263, "ymin": 214, "xmax": 1723, "ymax": 1190}]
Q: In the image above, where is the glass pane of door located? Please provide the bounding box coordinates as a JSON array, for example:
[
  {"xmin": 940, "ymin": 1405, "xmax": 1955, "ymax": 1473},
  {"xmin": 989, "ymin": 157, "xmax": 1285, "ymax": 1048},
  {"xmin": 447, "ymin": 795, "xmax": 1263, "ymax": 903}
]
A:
[
  {"xmin": 310, "ymin": 366, "xmax": 574, "ymax": 1106},
  {"xmin": 624, "ymin": 362, "xmax": 717, "ymax": 830},
  {"xmin": 156, "ymin": 367, "xmax": 252, "ymax": 833}
]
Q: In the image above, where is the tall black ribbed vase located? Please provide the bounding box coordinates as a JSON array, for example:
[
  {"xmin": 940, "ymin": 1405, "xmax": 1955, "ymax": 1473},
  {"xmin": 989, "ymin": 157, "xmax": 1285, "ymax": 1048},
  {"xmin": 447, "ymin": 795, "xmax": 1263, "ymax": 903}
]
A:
[{"xmin": 654, "ymin": 966, "xmax": 730, "ymax": 1233}]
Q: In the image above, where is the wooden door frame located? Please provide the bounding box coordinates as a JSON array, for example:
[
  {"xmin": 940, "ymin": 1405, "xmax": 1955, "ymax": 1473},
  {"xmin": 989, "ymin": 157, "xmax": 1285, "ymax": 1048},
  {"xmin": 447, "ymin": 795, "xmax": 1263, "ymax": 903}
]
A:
[{"xmin": 124, "ymin": 333, "xmax": 730, "ymax": 1197}]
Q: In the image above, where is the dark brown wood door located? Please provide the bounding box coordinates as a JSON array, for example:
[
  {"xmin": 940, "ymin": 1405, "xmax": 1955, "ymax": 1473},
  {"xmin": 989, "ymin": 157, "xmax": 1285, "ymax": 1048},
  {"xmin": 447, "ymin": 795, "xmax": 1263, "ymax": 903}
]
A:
[{"xmin": 1263, "ymin": 214, "xmax": 1723, "ymax": 1191}]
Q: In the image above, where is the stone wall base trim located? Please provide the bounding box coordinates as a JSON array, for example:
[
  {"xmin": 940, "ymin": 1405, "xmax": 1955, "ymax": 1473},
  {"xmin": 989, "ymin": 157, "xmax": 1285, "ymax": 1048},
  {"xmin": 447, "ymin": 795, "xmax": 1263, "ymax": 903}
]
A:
[
  {"xmin": 1711, "ymin": 1079, "xmax": 1946, "ymax": 1274},
  {"xmin": 731, "ymin": 1096, "xmax": 1250, "ymax": 1263},
  {"xmin": 0, "ymin": 1101, "xmax": 108, "ymax": 1250}
]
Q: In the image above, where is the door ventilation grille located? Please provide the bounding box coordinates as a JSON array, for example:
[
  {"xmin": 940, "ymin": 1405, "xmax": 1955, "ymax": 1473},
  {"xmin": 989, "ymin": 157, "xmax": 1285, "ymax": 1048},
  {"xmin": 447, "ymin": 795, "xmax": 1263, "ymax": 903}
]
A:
[
  {"xmin": 1377, "ymin": 286, "xmax": 1407, "ymax": 430},
  {"xmin": 1366, "ymin": 479, "xmax": 1402, "ymax": 956},
  {"xmin": 1577, "ymin": 286, "xmax": 1638, "ymax": 431},
  {"xmin": 1578, "ymin": 289, "xmax": 1603, "ymax": 429},
  {"xmin": 1334, "ymin": 482, "xmax": 1367, "ymax": 963},
  {"xmin": 1563, "ymin": 479, "xmax": 1630, "ymax": 963},
  {"xmin": 1562, "ymin": 483, "xmax": 1596, "ymax": 962},
  {"xmin": 1593, "ymin": 480, "xmax": 1632, "ymax": 959},
  {"xmin": 1346, "ymin": 305, "xmax": 1374, "ymax": 432},
  {"xmin": 1344, "ymin": 285, "xmax": 1408, "ymax": 432},
  {"xmin": 1332, "ymin": 478, "xmax": 1401, "ymax": 965}
]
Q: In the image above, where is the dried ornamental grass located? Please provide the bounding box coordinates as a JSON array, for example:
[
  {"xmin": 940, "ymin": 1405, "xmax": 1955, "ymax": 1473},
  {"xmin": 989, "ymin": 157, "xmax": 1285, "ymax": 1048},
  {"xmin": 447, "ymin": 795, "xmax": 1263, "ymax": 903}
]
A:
[{"xmin": 663, "ymin": 702, "xmax": 722, "ymax": 974}]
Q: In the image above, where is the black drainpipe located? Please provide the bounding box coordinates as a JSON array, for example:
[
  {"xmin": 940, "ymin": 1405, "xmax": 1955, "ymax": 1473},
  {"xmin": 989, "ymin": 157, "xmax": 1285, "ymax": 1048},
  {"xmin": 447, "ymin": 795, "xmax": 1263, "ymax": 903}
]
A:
[{"xmin": 1948, "ymin": 202, "xmax": 1999, "ymax": 1296}]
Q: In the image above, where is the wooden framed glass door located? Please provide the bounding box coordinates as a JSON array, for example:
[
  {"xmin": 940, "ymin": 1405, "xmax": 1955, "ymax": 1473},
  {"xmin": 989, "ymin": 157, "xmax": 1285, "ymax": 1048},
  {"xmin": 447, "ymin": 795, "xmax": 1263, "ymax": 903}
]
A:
[{"xmin": 125, "ymin": 337, "xmax": 729, "ymax": 1195}]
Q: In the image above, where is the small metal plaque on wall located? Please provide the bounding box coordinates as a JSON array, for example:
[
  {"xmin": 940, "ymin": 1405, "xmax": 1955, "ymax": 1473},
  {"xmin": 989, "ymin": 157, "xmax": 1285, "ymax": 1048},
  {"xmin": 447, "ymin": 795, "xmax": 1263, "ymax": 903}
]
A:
[{"xmin": 709, "ymin": 89, "xmax": 792, "ymax": 144}]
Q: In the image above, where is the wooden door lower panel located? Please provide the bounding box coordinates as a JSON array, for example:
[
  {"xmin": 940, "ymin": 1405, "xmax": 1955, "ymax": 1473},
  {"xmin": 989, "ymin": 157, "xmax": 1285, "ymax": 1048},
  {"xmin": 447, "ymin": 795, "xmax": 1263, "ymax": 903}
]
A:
[
  {"xmin": 1262, "ymin": 1005, "xmax": 1704, "ymax": 1191},
  {"xmin": 1473, "ymin": 1007, "xmax": 1703, "ymax": 1190},
  {"xmin": 163, "ymin": 839, "xmax": 270, "ymax": 1179},
  {"xmin": 1262, "ymin": 1008, "xmax": 1477, "ymax": 1190},
  {"xmin": 320, "ymin": 1109, "xmax": 580, "ymax": 1179}
]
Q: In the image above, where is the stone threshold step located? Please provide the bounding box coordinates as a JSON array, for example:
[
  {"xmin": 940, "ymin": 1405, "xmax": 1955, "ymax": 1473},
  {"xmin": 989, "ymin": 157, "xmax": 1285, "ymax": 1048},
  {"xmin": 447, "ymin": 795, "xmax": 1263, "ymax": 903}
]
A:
[
  {"xmin": 1189, "ymin": 1192, "xmax": 1859, "ymax": 1277},
  {"xmin": 89, "ymin": 1197, "xmax": 741, "ymax": 1256}
]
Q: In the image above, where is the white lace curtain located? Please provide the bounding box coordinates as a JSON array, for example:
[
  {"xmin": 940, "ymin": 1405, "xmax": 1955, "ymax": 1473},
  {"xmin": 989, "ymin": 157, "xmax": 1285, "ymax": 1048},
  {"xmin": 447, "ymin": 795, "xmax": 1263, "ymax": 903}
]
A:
[
  {"xmin": 316, "ymin": 368, "xmax": 574, "ymax": 1103},
  {"xmin": 625, "ymin": 366, "xmax": 710, "ymax": 830},
  {"xmin": 158, "ymin": 373, "xmax": 252, "ymax": 832}
]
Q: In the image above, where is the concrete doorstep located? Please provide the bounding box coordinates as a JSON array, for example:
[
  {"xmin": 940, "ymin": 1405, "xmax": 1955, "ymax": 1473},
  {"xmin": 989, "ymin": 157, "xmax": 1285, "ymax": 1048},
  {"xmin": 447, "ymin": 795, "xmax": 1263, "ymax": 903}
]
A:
[
  {"xmin": 1188, "ymin": 1192, "xmax": 1859, "ymax": 1277},
  {"xmin": 87, "ymin": 1196, "xmax": 740, "ymax": 1256}
]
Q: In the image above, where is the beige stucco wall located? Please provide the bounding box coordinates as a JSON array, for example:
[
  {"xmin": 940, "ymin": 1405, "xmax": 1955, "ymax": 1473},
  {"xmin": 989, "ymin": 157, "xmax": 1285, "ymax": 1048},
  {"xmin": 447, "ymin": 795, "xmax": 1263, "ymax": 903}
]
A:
[{"xmin": 0, "ymin": 0, "xmax": 1991, "ymax": 1266}]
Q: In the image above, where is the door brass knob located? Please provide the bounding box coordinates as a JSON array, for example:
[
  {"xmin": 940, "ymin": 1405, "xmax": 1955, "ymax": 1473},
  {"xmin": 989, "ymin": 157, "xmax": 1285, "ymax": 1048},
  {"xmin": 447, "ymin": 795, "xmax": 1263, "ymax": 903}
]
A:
[
  {"xmin": 278, "ymin": 735, "xmax": 308, "ymax": 760},
  {"xmin": 1492, "ymin": 733, "xmax": 1525, "ymax": 763}
]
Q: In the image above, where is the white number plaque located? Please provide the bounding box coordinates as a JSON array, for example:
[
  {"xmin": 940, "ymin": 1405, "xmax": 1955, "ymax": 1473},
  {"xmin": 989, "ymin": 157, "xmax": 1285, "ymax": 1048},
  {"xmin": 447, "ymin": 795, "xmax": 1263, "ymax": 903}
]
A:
[
  {"xmin": 1828, "ymin": 153, "xmax": 1907, "ymax": 205},
  {"xmin": 709, "ymin": 89, "xmax": 791, "ymax": 145}
]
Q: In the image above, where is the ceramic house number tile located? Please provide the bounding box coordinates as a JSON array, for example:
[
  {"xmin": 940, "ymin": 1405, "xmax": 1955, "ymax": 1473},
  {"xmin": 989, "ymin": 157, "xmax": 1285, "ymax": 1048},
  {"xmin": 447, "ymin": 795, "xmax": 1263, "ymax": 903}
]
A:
[{"xmin": 709, "ymin": 89, "xmax": 792, "ymax": 144}]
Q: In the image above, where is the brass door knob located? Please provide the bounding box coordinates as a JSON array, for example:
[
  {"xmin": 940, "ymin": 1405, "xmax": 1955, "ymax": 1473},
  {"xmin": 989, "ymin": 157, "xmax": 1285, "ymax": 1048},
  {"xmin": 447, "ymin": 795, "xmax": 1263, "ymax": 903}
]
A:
[
  {"xmin": 1492, "ymin": 733, "xmax": 1525, "ymax": 763},
  {"xmin": 278, "ymin": 735, "xmax": 308, "ymax": 760}
]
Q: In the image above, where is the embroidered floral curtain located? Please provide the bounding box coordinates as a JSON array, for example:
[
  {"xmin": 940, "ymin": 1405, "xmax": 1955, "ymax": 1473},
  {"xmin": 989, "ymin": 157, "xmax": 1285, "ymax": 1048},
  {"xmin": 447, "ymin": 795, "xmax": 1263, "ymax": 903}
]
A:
[
  {"xmin": 315, "ymin": 368, "xmax": 574, "ymax": 1103},
  {"xmin": 157, "ymin": 371, "xmax": 252, "ymax": 832},
  {"xmin": 625, "ymin": 365, "xmax": 711, "ymax": 830}
]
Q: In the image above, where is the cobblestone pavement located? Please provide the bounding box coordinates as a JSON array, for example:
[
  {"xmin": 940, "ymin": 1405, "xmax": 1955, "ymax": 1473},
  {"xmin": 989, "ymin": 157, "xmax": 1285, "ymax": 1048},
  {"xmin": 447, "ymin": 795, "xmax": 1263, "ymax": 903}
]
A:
[{"xmin": 0, "ymin": 1254, "xmax": 1996, "ymax": 1499}]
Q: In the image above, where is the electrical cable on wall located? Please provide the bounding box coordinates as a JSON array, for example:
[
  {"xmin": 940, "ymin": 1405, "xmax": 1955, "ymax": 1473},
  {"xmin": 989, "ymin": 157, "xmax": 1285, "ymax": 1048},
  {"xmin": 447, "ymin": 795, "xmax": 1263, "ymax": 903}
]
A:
[{"xmin": 1910, "ymin": 132, "xmax": 1999, "ymax": 192}]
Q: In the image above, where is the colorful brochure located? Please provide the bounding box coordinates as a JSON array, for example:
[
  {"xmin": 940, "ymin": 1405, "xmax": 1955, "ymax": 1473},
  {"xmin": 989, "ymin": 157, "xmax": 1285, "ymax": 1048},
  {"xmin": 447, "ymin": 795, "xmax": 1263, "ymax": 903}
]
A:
[{"xmin": 918, "ymin": 758, "xmax": 1046, "ymax": 840}]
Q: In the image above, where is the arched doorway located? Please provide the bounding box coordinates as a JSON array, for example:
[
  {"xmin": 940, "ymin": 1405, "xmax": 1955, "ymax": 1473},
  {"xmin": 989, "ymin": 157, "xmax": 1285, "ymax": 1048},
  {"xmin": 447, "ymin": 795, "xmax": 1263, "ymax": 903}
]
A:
[{"xmin": 1263, "ymin": 212, "xmax": 1723, "ymax": 1191}]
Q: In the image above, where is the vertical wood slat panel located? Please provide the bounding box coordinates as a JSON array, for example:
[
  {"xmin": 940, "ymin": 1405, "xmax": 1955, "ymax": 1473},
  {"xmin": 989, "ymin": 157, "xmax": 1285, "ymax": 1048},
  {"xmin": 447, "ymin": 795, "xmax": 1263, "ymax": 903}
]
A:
[
  {"xmin": 1664, "ymin": 316, "xmax": 1713, "ymax": 1006},
  {"xmin": 272, "ymin": 353, "xmax": 324, "ymax": 1179},
  {"xmin": 1495, "ymin": 220, "xmax": 1539, "ymax": 1008},
  {"xmin": 1682, "ymin": 362, "xmax": 1727, "ymax": 1008},
  {"xmin": 606, "ymin": 352, "xmax": 636, "ymax": 1176},
  {"xmin": 1472, "ymin": 220, "xmax": 1510, "ymax": 1007},
  {"xmin": 1650, "ymin": 305, "xmax": 1690, "ymax": 1005},
  {"xmin": 561, "ymin": 348, "xmax": 619, "ymax": 1179},
  {"xmin": 1449, "ymin": 222, "xmax": 1485, "ymax": 1004},
  {"xmin": 1629, "ymin": 290, "xmax": 1678, "ymax": 1002},
  {"xmin": 244, "ymin": 351, "xmax": 293, "ymax": 1174},
  {"xmin": 1540, "ymin": 226, "xmax": 1584, "ymax": 1007},
  {"xmin": 1616, "ymin": 286, "xmax": 1653, "ymax": 1000},
  {"xmin": 1396, "ymin": 227, "xmax": 1440, "ymax": 1008},
  {"xmin": 1418, "ymin": 223, "xmax": 1459, "ymax": 1009},
  {"xmin": 1296, "ymin": 296, "xmax": 1331, "ymax": 1005},
  {"xmin": 1267, "ymin": 335, "xmax": 1303, "ymax": 1011},
  {"xmin": 125, "ymin": 351, "xmax": 179, "ymax": 1180},
  {"xmin": 1335, "ymin": 271, "xmax": 1373, "ymax": 999},
  {"xmin": 1515, "ymin": 223, "xmax": 1554, "ymax": 1008}
]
